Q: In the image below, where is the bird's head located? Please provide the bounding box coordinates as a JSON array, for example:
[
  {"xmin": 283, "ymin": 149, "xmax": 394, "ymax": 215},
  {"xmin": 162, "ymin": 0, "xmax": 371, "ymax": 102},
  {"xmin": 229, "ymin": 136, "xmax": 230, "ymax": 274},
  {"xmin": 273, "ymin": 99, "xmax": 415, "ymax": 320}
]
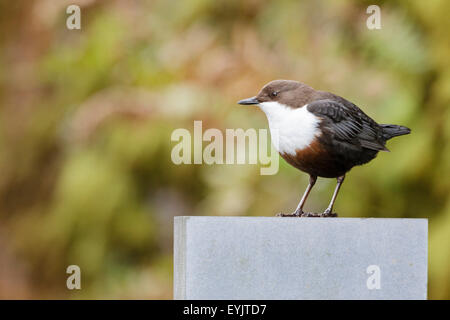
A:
[{"xmin": 238, "ymin": 80, "xmax": 314, "ymax": 109}]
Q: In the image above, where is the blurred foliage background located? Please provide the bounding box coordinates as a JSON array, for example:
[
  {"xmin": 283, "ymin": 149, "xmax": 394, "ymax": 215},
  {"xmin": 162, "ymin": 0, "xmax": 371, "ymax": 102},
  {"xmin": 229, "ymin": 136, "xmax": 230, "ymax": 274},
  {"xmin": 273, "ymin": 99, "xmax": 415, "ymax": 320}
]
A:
[{"xmin": 0, "ymin": 0, "xmax": 449, "ymax": 299}]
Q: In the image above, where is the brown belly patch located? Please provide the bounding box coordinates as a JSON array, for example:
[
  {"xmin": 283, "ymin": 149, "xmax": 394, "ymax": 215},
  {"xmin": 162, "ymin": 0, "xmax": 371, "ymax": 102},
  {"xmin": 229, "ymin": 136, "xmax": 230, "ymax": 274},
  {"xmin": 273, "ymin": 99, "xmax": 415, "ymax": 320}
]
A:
[{"xmin": 280, "ymin": 139, "xmax": 344, "ymax": 178}]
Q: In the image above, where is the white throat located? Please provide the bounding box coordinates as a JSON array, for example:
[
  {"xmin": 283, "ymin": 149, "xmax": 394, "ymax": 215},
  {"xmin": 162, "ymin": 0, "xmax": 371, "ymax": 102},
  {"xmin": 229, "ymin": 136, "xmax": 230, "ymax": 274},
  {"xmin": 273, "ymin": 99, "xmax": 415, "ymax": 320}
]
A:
[{"xmin": 259, "ymin": 101, "xmax": 320, "ymax": 155}]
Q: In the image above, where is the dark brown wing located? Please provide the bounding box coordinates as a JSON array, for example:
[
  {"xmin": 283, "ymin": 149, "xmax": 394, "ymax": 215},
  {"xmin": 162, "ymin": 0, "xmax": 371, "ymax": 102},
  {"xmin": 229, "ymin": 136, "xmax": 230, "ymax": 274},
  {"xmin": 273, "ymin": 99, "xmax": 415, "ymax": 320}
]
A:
[{"xmin": 306, "ymin": 99, "xmax": 387, "ymax": 151}]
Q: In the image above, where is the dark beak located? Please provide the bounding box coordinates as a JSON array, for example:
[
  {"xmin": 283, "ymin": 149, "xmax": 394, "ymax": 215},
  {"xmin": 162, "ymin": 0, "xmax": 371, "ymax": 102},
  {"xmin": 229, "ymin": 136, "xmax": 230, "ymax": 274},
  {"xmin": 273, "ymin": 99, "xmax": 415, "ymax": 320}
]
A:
[{"xmin": 237, "ymin": 96, "xmax": 259, "ymax": 105}]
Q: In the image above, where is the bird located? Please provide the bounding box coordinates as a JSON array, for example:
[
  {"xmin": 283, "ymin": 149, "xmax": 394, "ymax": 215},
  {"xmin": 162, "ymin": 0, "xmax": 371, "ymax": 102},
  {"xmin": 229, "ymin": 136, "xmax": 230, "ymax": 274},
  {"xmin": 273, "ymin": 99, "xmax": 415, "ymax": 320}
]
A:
[{"xmin": 238, "ymin": 80, "xmax": 410, "ymax": 217}]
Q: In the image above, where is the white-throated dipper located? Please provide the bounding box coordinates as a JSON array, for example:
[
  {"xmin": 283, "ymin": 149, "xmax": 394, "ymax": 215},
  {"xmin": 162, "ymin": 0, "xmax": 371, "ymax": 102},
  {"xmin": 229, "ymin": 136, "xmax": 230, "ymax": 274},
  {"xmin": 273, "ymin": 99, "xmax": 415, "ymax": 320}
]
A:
[{"xmin": 238, "ymin": 80, "xmax": 411, "ymax": 217}]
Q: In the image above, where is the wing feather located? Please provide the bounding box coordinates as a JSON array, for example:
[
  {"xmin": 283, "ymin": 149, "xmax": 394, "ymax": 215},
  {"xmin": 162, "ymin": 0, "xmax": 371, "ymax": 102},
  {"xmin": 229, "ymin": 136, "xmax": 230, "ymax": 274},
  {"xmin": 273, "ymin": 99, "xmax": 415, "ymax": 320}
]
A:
[{"xmin": 307, "ymin": 99, "xmax": 386, "ymax": 151}]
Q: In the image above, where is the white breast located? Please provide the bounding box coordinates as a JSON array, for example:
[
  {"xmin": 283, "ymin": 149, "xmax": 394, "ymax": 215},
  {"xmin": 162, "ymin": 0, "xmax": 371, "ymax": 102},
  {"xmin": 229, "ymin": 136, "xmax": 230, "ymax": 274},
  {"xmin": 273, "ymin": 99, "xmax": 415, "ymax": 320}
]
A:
[{"xmin": 259, "ymin": 102, "xmax": 321, "ymax": 156}]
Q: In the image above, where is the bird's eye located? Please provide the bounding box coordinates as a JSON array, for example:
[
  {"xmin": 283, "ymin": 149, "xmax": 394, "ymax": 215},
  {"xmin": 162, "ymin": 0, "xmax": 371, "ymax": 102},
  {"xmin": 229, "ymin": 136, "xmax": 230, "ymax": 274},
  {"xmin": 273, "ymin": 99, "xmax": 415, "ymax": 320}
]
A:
[{"xmin": 271, "ymin": 91, "xmax": 278, "ymax": 97}]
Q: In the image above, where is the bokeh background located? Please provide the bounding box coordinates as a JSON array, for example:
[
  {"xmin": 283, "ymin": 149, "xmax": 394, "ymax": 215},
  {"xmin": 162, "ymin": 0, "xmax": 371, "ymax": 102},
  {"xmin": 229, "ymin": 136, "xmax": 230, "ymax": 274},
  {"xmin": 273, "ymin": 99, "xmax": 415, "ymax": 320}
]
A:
[{"xmin": 0, "ymin": 0, "xmax": 449, "ymax": 299}]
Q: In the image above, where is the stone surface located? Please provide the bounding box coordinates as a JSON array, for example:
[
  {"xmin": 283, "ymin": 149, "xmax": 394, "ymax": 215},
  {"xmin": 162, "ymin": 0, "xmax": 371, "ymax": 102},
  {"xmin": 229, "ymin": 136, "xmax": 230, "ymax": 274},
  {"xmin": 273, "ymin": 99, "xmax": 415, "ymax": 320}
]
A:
[{"xmin": 174, "ymin": 217, "xmax": 428, "ymax": 300}]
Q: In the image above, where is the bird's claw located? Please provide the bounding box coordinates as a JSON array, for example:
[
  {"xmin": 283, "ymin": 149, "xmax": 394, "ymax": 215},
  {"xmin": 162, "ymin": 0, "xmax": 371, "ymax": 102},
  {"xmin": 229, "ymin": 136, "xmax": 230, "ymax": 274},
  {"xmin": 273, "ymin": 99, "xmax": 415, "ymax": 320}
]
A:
[
  {"xmin": 276, "ymin": 211, "xmax": 338, "ymax": 217},
  {"xmin": 299, "ymin": 212, "xmax": 320, "ymax": 217},
  {"xmin": 276, "ymin": 211, "xmax": 303, "ymax": 217},
  {"xmin": 321, "ymin": 211, "xmax": 338, "ymax": 217}
]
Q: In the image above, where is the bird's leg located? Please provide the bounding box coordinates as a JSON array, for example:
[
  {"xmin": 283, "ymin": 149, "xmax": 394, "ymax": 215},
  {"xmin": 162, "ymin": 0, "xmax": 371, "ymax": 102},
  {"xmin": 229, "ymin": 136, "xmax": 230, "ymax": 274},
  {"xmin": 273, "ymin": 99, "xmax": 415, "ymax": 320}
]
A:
[
  {"xmin": 277, "ymin": 175, "xmax": 317, "ymax": 217},
  {"xmin": 322, "ymin": 175, "xmax": 345, "ymax": 217},
  {"xmin": 294, "ymin": 175, "xmax": 317, "ymax": 215}
]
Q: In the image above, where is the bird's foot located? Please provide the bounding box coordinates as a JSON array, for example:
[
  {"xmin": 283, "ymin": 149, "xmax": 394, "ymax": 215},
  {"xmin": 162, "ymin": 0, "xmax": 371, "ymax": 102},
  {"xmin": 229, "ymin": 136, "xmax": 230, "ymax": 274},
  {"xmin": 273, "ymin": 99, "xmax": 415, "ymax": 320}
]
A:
[
  {"xmin": 276, "ymin": 211, "xmax": 326, "ymax": 217},
  {"xmin": 276, "ymin": 210, "xmax": 303, "ymax": 217},
  {"xmin": 321, "ymin": 209, "xmax": 338, "ymax": 217},
  {"xmin": 276, "ymin": 211, "xmax": 338, "ymax": 217},
  {"xmin": 300, "ymin": 212, "xmax": 322, "ymax": 217}
]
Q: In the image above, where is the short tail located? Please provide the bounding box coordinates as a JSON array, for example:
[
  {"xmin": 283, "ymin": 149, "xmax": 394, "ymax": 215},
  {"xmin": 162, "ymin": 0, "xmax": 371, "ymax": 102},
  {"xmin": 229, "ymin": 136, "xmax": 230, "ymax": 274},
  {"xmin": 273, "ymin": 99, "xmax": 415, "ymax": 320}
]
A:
[{"xmin": 380, "ymin": 124, "xmax": 411, "ymax": 140}]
